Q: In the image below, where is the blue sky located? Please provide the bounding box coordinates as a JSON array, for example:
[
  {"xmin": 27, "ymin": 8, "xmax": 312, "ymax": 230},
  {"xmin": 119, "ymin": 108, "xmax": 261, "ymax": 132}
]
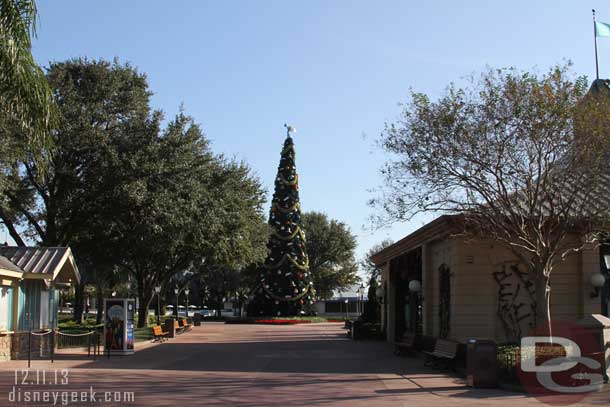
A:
[{"xmin": 16, "ymin": 1, "xmax": 610, "ymax": 265}]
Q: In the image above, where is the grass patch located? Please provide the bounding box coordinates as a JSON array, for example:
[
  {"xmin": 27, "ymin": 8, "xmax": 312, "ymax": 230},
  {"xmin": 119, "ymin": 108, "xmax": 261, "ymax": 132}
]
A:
[{"xmin": 58, "ymin": 314, "xmax": 167, "ymax": 342}]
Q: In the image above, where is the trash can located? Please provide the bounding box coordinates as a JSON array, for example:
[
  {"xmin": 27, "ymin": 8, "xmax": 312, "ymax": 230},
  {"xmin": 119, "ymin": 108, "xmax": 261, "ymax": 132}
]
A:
[
  {"xmin": 351, "ymin": 320, "xmax": 362, "ymax": 340},
  {"xmin": 466, "ymin": 339, "xmax": 498, "ymax": 388},
  {"xmin": 164, "ymin": 317, "xmax": 177, "ymax": 338},
  {"xmin": 193, "ymin": 313, "xmax": 202, "ymax": 326}
]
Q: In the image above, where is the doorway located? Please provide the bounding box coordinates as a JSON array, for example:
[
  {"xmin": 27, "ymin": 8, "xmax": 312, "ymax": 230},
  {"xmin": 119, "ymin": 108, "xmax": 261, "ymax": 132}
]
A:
[{"xmin": 390, "ymin": 247, "xmax": 422, "ymax": 341}]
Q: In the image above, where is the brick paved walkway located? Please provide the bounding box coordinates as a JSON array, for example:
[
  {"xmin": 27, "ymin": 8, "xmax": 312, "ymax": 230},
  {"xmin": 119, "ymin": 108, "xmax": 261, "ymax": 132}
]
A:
[{"xmin": 0, "ymin": 322, "xmax": 607, "ymax": 406}]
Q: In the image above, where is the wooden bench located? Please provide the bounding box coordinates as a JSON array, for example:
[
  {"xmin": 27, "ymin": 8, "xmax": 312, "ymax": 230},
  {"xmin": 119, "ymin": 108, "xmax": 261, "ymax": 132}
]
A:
[
  {"xmin": 179, "ymin": 318, "xmax": 193, "ymax": 332},
  {"xmin": 422, "ymin": 339, "xmax": 459, "ymax": 368},
  {"xmin": 392, "ymin": 332, "xmax": 416, "ymax": 356},
  {"xmin": 152, "ymin": 325, "xmax": 169, "ymax": 342}
]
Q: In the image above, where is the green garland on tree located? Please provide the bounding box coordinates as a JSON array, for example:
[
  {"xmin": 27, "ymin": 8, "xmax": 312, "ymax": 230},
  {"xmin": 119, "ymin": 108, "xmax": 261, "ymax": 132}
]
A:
[{"xmin": 253, "ymin": 127, "xmax": 316, "ymax": 316}]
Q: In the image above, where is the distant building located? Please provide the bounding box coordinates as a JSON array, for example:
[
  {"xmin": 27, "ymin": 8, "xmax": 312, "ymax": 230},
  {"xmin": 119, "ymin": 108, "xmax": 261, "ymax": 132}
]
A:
[{"xmin": 313, "ymin": 284, "xmax": 367, "ymax": 317}]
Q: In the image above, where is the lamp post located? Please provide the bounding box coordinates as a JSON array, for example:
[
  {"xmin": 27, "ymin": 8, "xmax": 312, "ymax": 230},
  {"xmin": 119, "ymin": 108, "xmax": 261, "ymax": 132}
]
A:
[
  {"xmin": 154, "ymin": 285, "xmax": 161, "ymax": 325},
  {"xmin": 344, "ymin": 299, "xmax": 349, "ymax": 320},
  {"xmin": 174, "ymin": 287, "xmax": 179, "ymax": 318},
  {"xmin": 358, "ymin": 283, "xmax": 365, "ymax": 315},
  {"xmin": 247, "ymin": 294, "xmax": 253, "ymax": 317},
  {"xmin": 375, "ymin": 286, "xmax": 385, "ymax": 304},
  {"xmin": 202, "ymin": 287, "xmax": 209, "ymax": 309},
  {"xmin": 408, "ymin": 280, "xmax": 422, "ymax": 294},
  {"xmin": 409, "ymin": 280, "xmax": 423, "ymax": 334},
  {"xmin": 185, "ymin": 289, "xmax": 190, "ymax": 317},
  {"xmin": 590, "ymin": 273, "xmax": 606, "ymax": 298}
]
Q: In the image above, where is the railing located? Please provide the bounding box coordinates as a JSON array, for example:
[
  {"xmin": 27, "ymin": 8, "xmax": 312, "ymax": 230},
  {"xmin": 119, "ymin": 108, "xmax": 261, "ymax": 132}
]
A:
[
  {"xmin": 56, "ymin": 329, "xmax": 101, "ymax": 349},
  {"xmin": 10, "ymin": 328, "xmax": 104, "ymax": 367}
]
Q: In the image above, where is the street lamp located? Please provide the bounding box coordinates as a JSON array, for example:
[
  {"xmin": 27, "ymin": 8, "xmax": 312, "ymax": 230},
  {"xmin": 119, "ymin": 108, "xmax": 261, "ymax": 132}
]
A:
[
  {"xmin": 590, "ymin": 273, "xmax": 606, "ymax": 298},
  {"xmin": 344, "ymin": 299, "xmax": 349, "ymax": 320},
  {"xmin": 375, "ymin": 286, "xmax": 385, "ymax": 304},
  {"xmin": 357, "ymin": 283, "xmax": 365, "ymax": 315},
  {"xmin": 154, "ymin": 285, "xmax": 161, "ymax": 325},
  {"xmin": 185, "ymin": 289, "xmax": 190, "ymax": 318},
  {"xmin": 174, "ymin": 287, "xmax": 179, "ymax": 318},
  {"xmin": 409, "ymin": 279, "xmax": 423, "ymax": 303}
]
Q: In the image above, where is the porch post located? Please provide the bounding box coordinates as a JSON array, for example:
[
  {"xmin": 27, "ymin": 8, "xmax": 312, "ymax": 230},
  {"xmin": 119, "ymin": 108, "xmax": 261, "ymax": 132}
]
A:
[
  {"xmin": 387, "ymin": 268, "xmax": 396, "ymax": 343},
  {"xmin": 421, "ymin": 243, "xmax": 429, "ymax": 336},
  {"xmin": 10, "ymin": 280, "xmax": 20, "ymax": 331}
]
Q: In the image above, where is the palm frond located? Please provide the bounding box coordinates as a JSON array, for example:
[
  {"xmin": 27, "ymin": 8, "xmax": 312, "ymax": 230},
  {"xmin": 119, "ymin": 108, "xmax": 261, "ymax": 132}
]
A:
[{"xmin": 0, "ymin": 0, "xmax": 54, "ymax": 143}]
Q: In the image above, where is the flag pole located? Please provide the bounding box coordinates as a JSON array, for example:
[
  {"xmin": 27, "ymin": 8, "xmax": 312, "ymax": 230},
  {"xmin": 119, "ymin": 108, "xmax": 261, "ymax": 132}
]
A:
[{"xmin": 594, "ymin": 9, "xmax": 600, "ymax": 80}]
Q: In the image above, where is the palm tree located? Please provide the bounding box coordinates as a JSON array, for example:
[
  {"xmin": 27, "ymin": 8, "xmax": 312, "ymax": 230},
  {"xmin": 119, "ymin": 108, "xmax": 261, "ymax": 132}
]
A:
[{"xmin": 0, "ymin": 0, "xmax": 54, "ymax": 142}]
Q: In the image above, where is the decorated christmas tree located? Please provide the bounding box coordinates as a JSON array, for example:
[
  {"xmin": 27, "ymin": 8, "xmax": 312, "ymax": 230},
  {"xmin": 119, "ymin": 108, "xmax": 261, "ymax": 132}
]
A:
[{"xmin": 253, "ymin": 125, "xmax": 315, "ymax": 316}]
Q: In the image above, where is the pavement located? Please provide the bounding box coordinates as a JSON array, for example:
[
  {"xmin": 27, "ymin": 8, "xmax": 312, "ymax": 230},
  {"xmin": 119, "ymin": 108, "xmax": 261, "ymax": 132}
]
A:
[{"xmin": 0, "ymin": 322, "xmax": 607, "ymax": 406}]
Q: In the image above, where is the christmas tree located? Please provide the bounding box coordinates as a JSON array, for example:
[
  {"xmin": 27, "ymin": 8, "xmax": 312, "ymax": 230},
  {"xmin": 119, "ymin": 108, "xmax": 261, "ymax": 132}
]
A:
[{"xmin": 254, "ymin": 125, "xmax": 315, "ymax": 316}]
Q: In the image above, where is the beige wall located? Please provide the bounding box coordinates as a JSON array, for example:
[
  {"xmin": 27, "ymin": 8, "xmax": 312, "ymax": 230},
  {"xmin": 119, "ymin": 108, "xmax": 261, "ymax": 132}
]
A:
[
  {"xmin": 452, "ymin": 237, "xmax": 600, "ymax": 343},
  {"xmin": 582, "ymin": 243, "xmax": 602, "ymax": 316},
  {"xmin": 385, "ymin": 235, "xmax": 604, "ymax": 344}
]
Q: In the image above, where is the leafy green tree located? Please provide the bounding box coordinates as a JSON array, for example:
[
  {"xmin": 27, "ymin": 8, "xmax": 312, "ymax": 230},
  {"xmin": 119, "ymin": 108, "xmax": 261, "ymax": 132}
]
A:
[
  {"xmin": 301, "ymin": 211, "xmax": 359, "ymax": 300},
  {"xmin": 0, "ymin": 58, "xmax": 268, "ymax": 326},
  {"xmin": 360, "ymin": 239, "xmax": 393, "ymax": 280},
  {"xmin": 0, "ymin": 58, "xmax": 152, "ymax": 246},
  {"xmin": 0, "ymin": 58, "xmax": 153, "ymax": 322},
  {"xmin": 96, "ymin": 112, "xmax": 267, "ymax": 327},
  {"xmin": 195, "ymin": 158, "xmax": 269, "ymax": 318},
  {"xmin": 373, "ymin": 64, "xmax": 610, "ymax": 327},
  {"xmin": 362, "ymin": 275, "xmax": 380, "ymax": 322}
]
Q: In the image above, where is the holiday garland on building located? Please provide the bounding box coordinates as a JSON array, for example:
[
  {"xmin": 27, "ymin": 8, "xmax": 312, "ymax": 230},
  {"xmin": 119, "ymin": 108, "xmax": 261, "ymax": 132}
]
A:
[{"xmin": 254, "ymin": 127, "xmax": 315, "ymax": 316}]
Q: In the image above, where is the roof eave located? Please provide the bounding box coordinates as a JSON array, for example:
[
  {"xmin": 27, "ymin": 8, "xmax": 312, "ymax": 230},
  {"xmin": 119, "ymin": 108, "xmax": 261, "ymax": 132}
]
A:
[{"xmin": 370, "ymin": 215, "xmax": 462, "ymax": 266}]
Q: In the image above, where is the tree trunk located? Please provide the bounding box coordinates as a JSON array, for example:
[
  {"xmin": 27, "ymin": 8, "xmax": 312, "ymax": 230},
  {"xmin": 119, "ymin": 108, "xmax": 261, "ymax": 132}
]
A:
[
  {"xmin": 216, "ymin": 295, "xmax": 223, "ymax": 319},
  {"xmin": 137, "ymin": 295, "xmax": 152, "ymax": 328},
  {"xmin": 95, "ymin": 285, "xmax": 104, "ymax": 325},
  {"xmin": 73, "ymin": 281, "xmax": 85, "ymax": 324},
  {"xmin": 136, "ymin": 281, "xmax": 153, "ymax": 328},
  {"xmin": 534, "ymin": 271, "xmax": 552, "ymax": 334},
  {"xmin": 0, "ymin": 209, "xmax": 26, "ymax": 246}
]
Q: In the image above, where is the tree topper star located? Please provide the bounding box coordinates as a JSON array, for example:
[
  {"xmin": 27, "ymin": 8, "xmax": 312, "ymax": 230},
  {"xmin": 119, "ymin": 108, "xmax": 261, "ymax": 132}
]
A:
[{"xmin": 284, "ymin": 123, "xmax": 296, "ymax": 137}]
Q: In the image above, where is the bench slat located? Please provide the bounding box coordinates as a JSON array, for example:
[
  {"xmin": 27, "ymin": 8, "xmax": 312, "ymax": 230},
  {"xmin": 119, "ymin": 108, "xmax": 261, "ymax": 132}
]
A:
[
  {"xmin": 424, "ymin": 339, "xmax": 459, "ymax": 362},
  {"xmin": 152, "ymin": 325, "xmax": 169, "ymax": 341}
]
